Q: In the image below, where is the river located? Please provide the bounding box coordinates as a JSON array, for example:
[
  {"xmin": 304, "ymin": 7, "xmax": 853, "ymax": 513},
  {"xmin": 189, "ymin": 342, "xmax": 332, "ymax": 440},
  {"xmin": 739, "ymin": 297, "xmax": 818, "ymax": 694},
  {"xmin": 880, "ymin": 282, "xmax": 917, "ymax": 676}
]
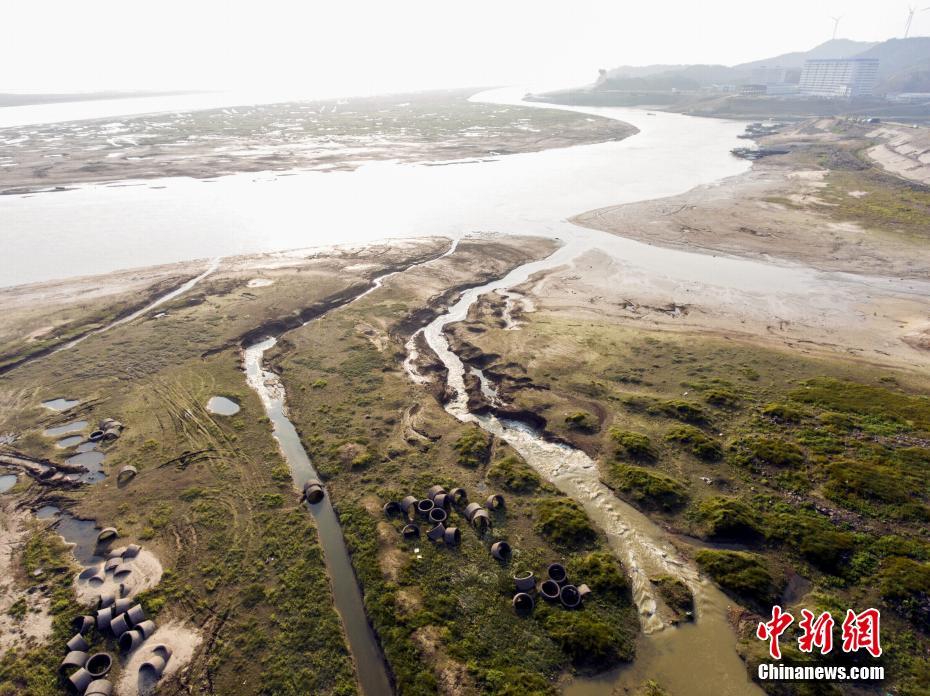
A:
[{"xmin": 0, "ymin": 88, "xmax": 750, "ymax": 287}]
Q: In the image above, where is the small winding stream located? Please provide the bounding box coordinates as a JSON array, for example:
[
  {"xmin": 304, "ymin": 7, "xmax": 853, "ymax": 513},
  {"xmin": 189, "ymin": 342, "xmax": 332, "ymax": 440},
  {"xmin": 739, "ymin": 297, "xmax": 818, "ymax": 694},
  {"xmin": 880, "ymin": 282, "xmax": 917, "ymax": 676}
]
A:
[{"xmin": 406, "ymin": 252, "xmax": 764, "ymax": 695}]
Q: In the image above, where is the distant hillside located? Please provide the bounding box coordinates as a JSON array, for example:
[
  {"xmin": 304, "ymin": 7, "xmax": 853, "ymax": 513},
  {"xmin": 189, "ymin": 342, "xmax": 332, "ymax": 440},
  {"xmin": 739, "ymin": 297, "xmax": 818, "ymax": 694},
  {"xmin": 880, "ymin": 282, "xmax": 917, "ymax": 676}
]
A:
[
  {"xmin": 593, "ymin": 38, "xmax": 928, "ymax": 93},
  {"xmin": 735, "ymin": 39, "xmax": 877, "ymax": 71},
  {"xmin": 859, "ymin": 37, "xmax": 930, "ymax": 92}
]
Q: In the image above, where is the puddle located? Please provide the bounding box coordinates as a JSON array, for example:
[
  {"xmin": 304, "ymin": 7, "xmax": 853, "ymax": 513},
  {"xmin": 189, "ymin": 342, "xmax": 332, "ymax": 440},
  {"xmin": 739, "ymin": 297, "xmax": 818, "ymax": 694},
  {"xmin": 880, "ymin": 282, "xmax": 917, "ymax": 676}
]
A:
[
  {"xmin": 206, "ymin": 396, "xmax": 240, "ymax": 416},
  {"xmin": 42, "ymin": 420, "xmax": 88, "ymax": 437},
  {"xmin": 0, "ymin": 474, "xmax": 17, "ymax": 493},
  {"xmin": 41, "ymin": 398, "xmax": 80, "ymax": 411},
  {"xmin": 36, "ymin": 505, "xmax": 104, "ymax": 565},
  {"xmin": 55, "ymin": 435, "xmax": 84, "ymax": 448},
  {"xmin": 65, "ymin": 450, "xmax": 106, "ymax": 483},
  {"xmin": 247, "ymin": 278, "xmax": 274, "ymax": 288},
  {"xmin": 74, "ymin": 441, "xmax": 97, "ymax": 453}
]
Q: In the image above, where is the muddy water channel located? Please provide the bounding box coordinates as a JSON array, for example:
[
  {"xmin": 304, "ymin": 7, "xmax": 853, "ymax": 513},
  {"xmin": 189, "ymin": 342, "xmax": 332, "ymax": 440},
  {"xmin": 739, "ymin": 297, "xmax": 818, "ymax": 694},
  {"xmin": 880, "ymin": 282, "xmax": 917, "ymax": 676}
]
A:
[{"xmin": 409, "ymin": 256, "xmax": 764, "ymax": 695}]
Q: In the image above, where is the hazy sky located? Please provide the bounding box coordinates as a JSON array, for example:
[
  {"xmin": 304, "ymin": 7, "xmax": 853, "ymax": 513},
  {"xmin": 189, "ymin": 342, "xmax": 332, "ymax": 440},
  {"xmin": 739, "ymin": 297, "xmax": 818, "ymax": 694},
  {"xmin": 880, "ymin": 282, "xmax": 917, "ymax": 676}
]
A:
[{"xmin": 4, "ymin": 0, "xmax": 927, "ymax": 95}]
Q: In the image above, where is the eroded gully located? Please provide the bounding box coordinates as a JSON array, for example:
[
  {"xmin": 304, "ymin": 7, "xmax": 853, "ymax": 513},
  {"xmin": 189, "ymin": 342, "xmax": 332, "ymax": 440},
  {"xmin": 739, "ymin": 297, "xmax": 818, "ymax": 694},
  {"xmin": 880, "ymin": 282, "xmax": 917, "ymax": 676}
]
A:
[{"xmin": 241, "ymin": 240, "xmax": 458, "ymax": 696}]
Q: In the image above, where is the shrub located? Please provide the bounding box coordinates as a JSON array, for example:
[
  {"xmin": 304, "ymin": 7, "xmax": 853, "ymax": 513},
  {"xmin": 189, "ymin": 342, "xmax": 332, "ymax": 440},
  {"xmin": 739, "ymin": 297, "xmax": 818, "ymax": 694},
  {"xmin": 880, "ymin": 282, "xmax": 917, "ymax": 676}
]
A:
[
  {"xmin": 878, "ymin": 557, "xmax": 930, "ymax": 629},
  {"xmin": 654, "ymin": 400, "xmax": 707, "ymax": 424},
  {"xmin": 453, "ymin": 426, "xmax": 491, "ymax": 468},
  {"xmin": 665, "ymin": 425, "xmax": 723, "ymax": 461},
  {"xmin": 695, "ymin": 550, "xmax": 775, "ymax": 606},
  {"xmin": 652, "ymin": 575, "xmax": 693, "ymax": 619},
  {"xmin": 487, "ymin": 454, "xmax": 541, "ymax": 492},
  {"xmin": 791, "ymin": 377, "xmax": 930, "ymax": 432},
  {"xmin": 611, "ymin": 465, "xmax": 688, "ymax": 511},
  {"xmin": 609, "ymin": 429, "xmax": 657, "ymax": 463},
  {"xmin": 568, "ymin": 552, "xmax": 630, "ymax": 599},
  {"xmin": 824, "ymin": 459, "xmax": 914, "ymax": 510},
  {"xmin": 762, "ymin": 402, "xmax": 804, "ymax": 423},
  {"xmin": 765, "ymin": 512, "xmax": 856, "ymax": 573},
  {"xmin": 693, "ymin": 497, "xmax": 762, "ymax": 541},
  {"xmin": 731, "ymin": 436, "xmax": 805, "ymax": 469},
  {"xmin": 544, "ymin": 612, "xmax": 620, "ymax": 667},
  {"xmin": 704, "ymin": 388, "xmax": 740, "ymax": 408},
  {"xmin": 565, "ymin": 411, "xmax": 599, "ymax": 433},
  {"xmin": 534, "ymin": 498, "xmax": 597, "ymax": 548}
]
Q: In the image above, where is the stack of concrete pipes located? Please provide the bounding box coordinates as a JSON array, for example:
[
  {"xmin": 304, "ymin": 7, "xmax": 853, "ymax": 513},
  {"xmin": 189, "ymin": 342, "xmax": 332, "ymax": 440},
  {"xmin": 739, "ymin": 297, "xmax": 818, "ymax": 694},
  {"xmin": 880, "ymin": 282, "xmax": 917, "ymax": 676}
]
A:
[
  {"xmin": 89, "ymin": 418, "xmax": 124, "ymax": 443},
  {"xmin": 60, "ymin": 530, "xmax": 172, "ymax": 694},
  {"xmin": 383, "ymin": 485, "xmax": 508, "ymax": 554},
  {"xmin": 511, "ymin": 562, "xmax": 592, "ymax": 616}
]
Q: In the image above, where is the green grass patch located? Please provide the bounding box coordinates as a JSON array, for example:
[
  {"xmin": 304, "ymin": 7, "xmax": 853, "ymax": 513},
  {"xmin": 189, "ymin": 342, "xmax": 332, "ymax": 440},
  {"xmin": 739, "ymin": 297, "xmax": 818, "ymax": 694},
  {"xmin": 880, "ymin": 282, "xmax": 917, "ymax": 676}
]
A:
[
  {"xmin": 665, "ymin": 425, "xmax": 723, "ymax": 461},
  {"xmin": 534, "ymin": 498, "xmax": 598, "ymax": 548},
  {"xmin": 609, "ymin": 465, "xmax": 688, "ymax": 511},
  {"xmin": 608, "ymin": 428, "xmax": 657, "ymax": 463},
  {"xmin": 487, "ymin": 454, "xmax": 541, "ymax": 493},
  {"xmin": 694, "ymin": 550, "xmax": 777, "ymax": 608}
]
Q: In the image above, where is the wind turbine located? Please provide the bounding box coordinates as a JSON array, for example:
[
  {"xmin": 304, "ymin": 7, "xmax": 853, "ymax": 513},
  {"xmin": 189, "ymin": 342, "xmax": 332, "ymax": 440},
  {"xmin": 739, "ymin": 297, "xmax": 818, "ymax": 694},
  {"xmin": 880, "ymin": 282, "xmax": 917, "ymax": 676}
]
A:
[
  {"xmin": 904, "ymin": 5, "xmax": 930, "ymax": 38},
  {"xmin": 831, "ymin": 16, "xmax": 842, "ymax": 40}
]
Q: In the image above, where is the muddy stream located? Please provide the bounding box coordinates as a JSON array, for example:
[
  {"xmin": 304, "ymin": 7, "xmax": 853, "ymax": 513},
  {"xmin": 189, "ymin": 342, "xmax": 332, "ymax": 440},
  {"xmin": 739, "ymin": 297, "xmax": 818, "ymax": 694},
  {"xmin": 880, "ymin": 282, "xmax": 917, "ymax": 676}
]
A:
[{"xmin": 406, "ymin": 244, "xmax": 764, "ymax": 696}]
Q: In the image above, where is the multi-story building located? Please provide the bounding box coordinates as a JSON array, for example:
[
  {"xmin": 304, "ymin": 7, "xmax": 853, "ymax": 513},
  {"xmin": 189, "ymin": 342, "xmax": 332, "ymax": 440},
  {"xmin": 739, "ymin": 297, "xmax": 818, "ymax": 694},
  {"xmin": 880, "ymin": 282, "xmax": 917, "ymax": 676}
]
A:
[{"xmin": 799, "ymin": 58, "xmax": 879, "ymax": 98}]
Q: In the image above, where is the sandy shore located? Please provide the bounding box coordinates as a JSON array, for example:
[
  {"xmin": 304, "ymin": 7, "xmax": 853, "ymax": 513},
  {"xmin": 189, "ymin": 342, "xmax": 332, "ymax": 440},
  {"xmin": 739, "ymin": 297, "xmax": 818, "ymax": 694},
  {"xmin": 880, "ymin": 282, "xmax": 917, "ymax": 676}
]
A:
[{"xmin": 865, "ymin": 123, "xmax": 930, "ymax": 185}]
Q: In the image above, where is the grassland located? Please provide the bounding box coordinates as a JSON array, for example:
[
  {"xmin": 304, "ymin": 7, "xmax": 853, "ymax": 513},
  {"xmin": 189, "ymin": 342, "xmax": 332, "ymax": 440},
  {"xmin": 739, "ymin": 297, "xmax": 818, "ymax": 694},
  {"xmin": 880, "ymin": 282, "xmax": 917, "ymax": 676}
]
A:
[
  {"xmin": 269, "ymin": 238, "xmax": 645, "ymax": 694},
  {"xmin": 447, "ymin": 309, "xmax": 930, "ymax": 694}
]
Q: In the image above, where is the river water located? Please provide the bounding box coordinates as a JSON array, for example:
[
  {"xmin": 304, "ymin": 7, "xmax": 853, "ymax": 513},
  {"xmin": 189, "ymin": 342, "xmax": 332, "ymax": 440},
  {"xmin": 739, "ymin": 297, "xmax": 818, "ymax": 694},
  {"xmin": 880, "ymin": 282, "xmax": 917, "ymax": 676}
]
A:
[{"xmin": 0, "ymin": 88, "xmax": 750, "ymax": 287}]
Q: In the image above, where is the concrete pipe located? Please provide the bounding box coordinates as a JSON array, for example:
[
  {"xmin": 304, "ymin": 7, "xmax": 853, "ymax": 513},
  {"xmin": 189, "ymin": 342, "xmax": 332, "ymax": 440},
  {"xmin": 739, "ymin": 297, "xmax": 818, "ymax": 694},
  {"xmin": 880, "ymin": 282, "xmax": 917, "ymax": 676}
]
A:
[
  {"xmin": 113, "ymin": 598, "xmax": 131, "ymax": 615},
  {"xmin": 470, "ymin": 509, "xmax": 491, "ymax": 532},
  {"xmin": 87, "ymin": 568, "xmax": 106, "ymax": 586},
  {"xmin": 577, "ymin": 583, "xmax": 592, "ymax": 600},
  {"xmin": 86, "ymin": 652, "xmax": 112, "ymax": 678},
  {"xmin": 89, "ymin": 430, "xmax": 105, "ymax": 442},
  {"xmin": 104, "ymin": 557, "xmax": 121, "ymax": 573},
  {"xmin": 118, "ymin": 583, "xmax": 129, "ymax": 598},
  {"xmin": 400, "ymin": 495, "xmax": 418, "ymax": 518},
  {"xmin": 140, "ymin": 654, "xmax": 168, "ymax": 679},
  {"xmin": 426, "ymin": 485, "xmax": 447, "ymax": 501},
  {"xmin": 382, "ymin": 501, "xmax": 402, "ymax": 517},
  {"xmin": 302, "ymin": 479, "xmax": 325, "ymax": 504},
  {"xmin": 67, "ymin": 633, "xmax": 90, "ymax": 652},
  {"xmin": 416, "ymin": 498, "xmax": 435, "ymax": 519},
  {"xmin": 547, "ymin": 563, "xmax": 568, "ymax": 585},
  {"xmin": 96, "ymin": 528, "xmax": 119, "ymax": 544},
  {"xmin": 559, "ymin": 584, "xmax": 582, "ymax": 609},
  {"xmin": 463, "ymin": 502, "xmax": 482, "ymax": 522},
  {"xmin": 73, "ymin": 615, "xmax": 95, "ymax": 635},
  {"xmin": 96, "ymin": 607, "xmax": 113, "ymax": 632},
  {"xmin": 432, "ymin": 493, "xmax": 451, "ymax": 511},
  {"xmin": 126, "ymin": 604, "xmax": 145, "ymax": 626},
  {"xmin": 79, "ymin": 565, "xmax": 100, "ymax": 580},
  {"xmin": 68, "ymin": 667, "xmax": 94, "ymax": 694},
  {"xmin": 485, "ymin": 494, "xmax": 505, "ymax": 510},
  {"xmin": 426, "ymin": 523, "xmax": 446, "ymax": 542},
  {"xmin": 401, "ymin": 524, "xmax": 420, "ymax": 540},
  {"xmin": 60, "ymin": 650, "xmax": 89, "ymax": 672},
  {"xmin": 443, "ymin": 526, "xmax": 461, "ymax": 546},
  {"xmin": 428, "ymin": 507, "xmax": 447, "ymax": 524},
  {"xmin": 449, "ymin": 487, "xmax": 467, "ymax": 505},
  {"xmin": 123, "ymin": 543, "xmax": 141, "ymax": 559},
  {"xmin": 110, "ymin": 613, "xmax": 130, "ymax": 637},
  {"xmin": 512, "ymin": 592, "xmax": 535, "ymax": 616},
  {"xmin": 113, "ymin": 563, "xmax": 133, "ymax": 579},
  {"xmin": 98, "ymin": 593, "xmax": 115, "ymax": 609},
  {"xmin": 102, "ymin": 428, "xmax": 121, "ymax": 442},
  {"xmin": 118, "ymin": 629, "xmax": 144, "ymax": 653},
  {"xmin": 117, "ymin": 466, "xmax": 137, "ymax": 484},
  {"xmin": 513, "ymin": 570, "xmax": 535, "ymax": 592},
  {"xmin": 106, "ymin": 547, "xmax": 126, "ymax": 560},
  {"xmin": 539, "ymin": 579, "xmax": 561, "ymax": 602},
  {"xmin": 490, "ymin": 541, "xmax": 511, "ymax": 561},
  {"xmin": 151, "ymin": 644, "xmax": 173, "ymax": 660},
  {"xmin": 86, "ymin": 679, "xmax": 114, "ymax": 696},
  {"xmin": 136, "ymin": 619, "xmax": 157, "ymax": 639}
]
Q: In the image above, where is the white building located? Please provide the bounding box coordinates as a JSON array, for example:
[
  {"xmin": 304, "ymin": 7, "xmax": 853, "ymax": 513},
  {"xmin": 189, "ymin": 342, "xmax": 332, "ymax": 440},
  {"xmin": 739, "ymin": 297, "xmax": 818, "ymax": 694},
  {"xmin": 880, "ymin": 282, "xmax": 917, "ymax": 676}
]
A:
[{"xmin": 799, "ymin": 59, "xmax": 879, "ymax": 98}]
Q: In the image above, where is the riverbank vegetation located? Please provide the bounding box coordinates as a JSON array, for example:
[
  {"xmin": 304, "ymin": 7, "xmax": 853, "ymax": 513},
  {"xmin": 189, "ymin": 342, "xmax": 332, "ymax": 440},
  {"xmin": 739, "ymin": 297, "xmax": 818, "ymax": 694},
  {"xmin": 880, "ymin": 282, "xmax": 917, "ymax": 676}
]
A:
[{"xmin": 448, "ymin": 309, "xmax": 930, "ymax": 694}]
